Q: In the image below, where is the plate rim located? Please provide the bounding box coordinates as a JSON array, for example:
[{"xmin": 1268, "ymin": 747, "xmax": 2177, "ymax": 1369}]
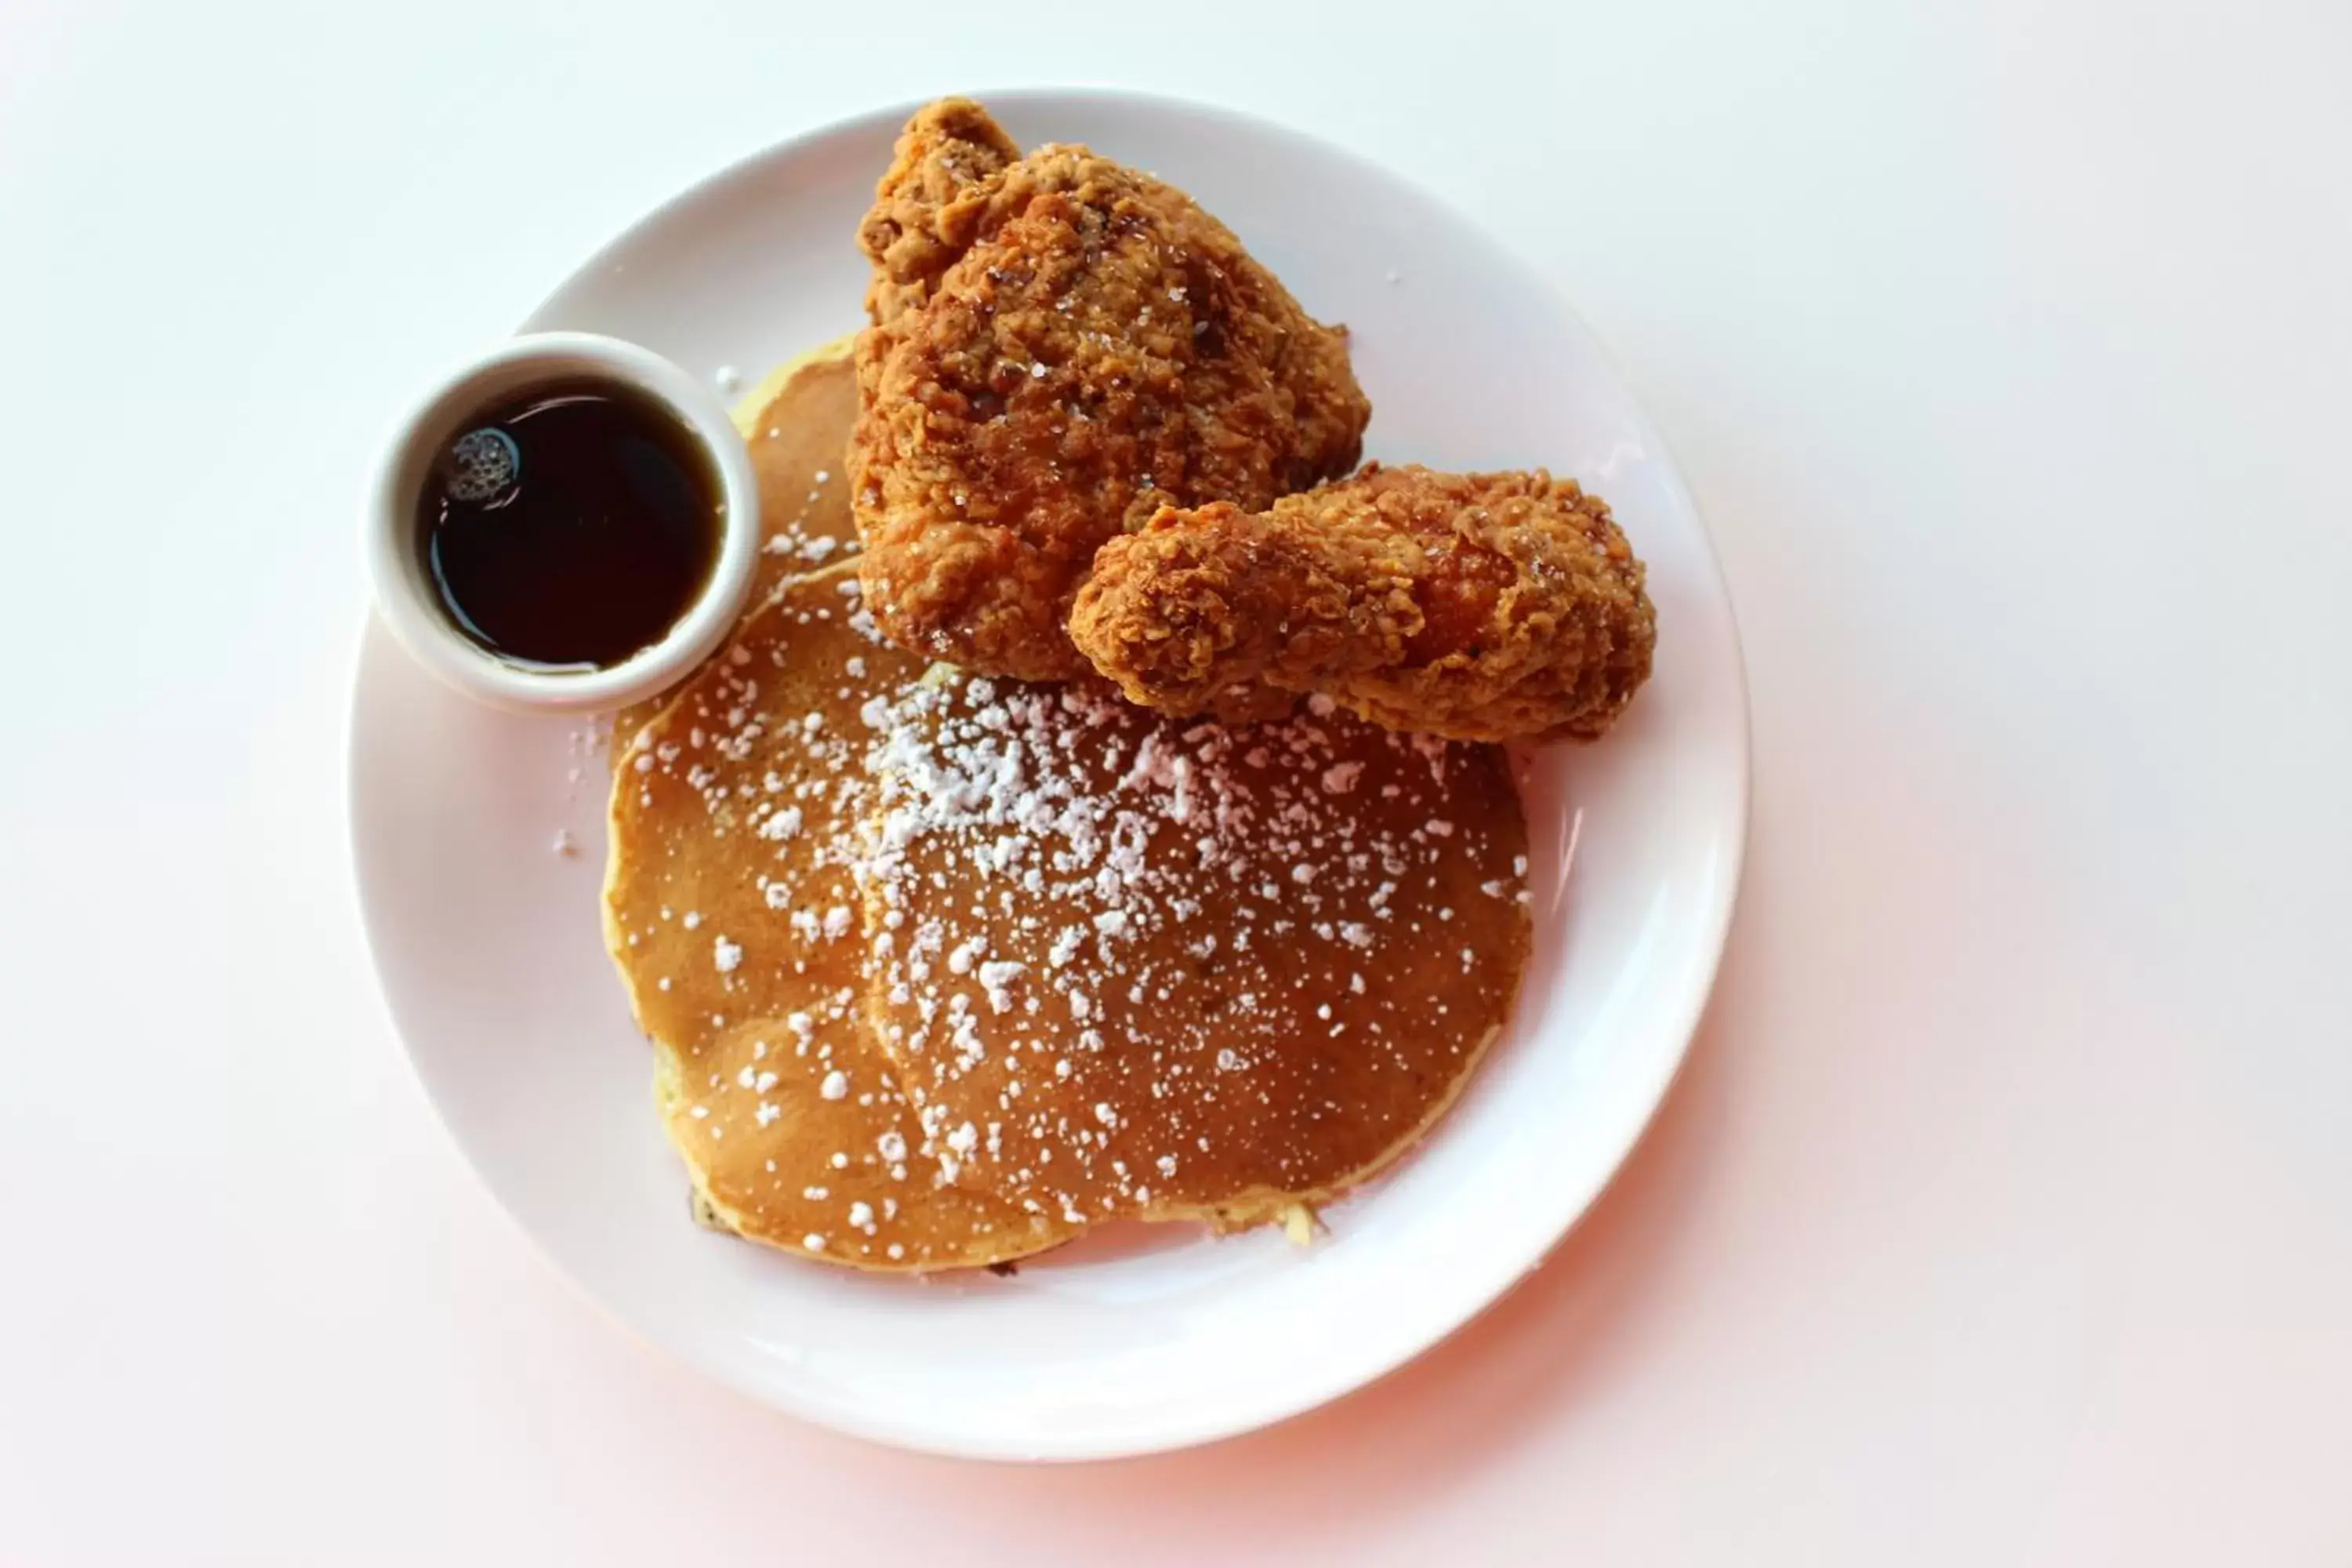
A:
[{"xmin": 347, "ymin": 84, "xmax": 1752, "ymax": 1461}]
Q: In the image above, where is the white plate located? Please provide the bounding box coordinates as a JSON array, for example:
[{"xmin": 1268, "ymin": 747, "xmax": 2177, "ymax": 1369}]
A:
[{"xmin": 348, "ymin": 89, "xmax": 1749, "ymax": 1461}]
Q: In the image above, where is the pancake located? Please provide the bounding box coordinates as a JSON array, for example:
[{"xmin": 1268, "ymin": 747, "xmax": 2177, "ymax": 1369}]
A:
[
  {"xmin": 604, "ymin": 567, "xmax": 1077, "ymax": 1270},
  {"xmin": 731, "ymin": 334, "xmax": 864, "ymax": 589},
  {"xmin": 611, "ymin": 335, "xmax": 863, "ymax": 758},
  {"xmin": 856, "ymin": 673, "xmax": 1532, "ymax": 1229}
]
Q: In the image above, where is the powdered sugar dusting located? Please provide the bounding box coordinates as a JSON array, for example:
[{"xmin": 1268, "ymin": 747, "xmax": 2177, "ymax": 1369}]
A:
[
  {"xmin": 607, "ymin": 570, "xmax": 1073, "ymax": 1271},
  {"xmin": 608, "ymin": 524, "xmax": 1528, "ymax": 1265},
  {"xmin": 855, "ymin": 667, "xmax": 1528, "ymax": 1221}
]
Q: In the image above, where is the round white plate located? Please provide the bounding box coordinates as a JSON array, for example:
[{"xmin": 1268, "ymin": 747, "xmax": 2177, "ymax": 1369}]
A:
[{"xmin": 349, "ymin": 89, "xmax": 1749, "ymax": 1461}]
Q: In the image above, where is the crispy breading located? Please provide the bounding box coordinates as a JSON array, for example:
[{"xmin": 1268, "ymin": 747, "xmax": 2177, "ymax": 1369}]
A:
[
  {"xmin": 1068, "ymin": 463, "xmax": 1657, "ymax": 742},
  {"xmin": 855, "ymin": 99, "xmax": 1021, "ymax": 339},
  {"xmin": 848, "ymin": 99, "xmax": 1371, "ymax": 683}
]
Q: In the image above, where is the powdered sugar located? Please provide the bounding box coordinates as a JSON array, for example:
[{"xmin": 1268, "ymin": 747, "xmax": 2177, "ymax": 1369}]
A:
[
  {"xmin": 609, "ymin": 563, "xmax": 1526, "ymax": 1265},
  {"xmin": 853, "ymin": 665, "xmax": 1527, "ymax": 1220}
]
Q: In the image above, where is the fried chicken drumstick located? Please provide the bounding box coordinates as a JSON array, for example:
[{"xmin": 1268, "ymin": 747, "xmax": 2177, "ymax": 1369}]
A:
[
  {"xmin": 1068, "ymin": 464, "xmax": 1657, "ymax": 742},
  {"xmin": 850, "ymin": 100, "xmax": 1371, "ymax": 683}
]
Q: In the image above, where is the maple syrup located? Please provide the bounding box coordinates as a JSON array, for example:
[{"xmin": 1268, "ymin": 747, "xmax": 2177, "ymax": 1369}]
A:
[{"xmin": 417, "ymin": 379, "xmax": 723, "ymax": 668}]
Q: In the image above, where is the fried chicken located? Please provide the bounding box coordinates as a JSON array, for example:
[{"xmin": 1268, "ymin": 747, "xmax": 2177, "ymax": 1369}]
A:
[
  {"xmin": 1068, "ymin": 464, "xmax": 1657, "ymax": 743},
  {"xmin": 848, "ymin": 99, "xmax": 1372, "ymax": 683}
]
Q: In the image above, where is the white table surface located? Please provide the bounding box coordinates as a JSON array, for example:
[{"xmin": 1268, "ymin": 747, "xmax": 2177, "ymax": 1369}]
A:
[{"xmin": 4, "ymin": 2, "xmax": 2348, "ymax": 1562}]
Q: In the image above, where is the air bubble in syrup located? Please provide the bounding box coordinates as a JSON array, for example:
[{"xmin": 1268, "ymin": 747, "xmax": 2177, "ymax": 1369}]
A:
[{"xmin": 443, "ymin": 427, "xmax": 520, "ymax": 503}]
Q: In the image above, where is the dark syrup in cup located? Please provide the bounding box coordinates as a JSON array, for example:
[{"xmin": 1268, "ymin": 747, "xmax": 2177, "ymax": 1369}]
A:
[{"xmin": 416, "ymin": 379, "xmax": 723, "ymax": 669}]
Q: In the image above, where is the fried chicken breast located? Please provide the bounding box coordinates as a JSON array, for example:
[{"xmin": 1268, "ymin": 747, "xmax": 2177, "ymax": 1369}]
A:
[
  {"xmin": 849, "ymin": 99, "xmax": 1372, "ymax": 683},
  {"xmin": 1068, "ymin": 464, "xmax": 1657, "ymax": 743}
]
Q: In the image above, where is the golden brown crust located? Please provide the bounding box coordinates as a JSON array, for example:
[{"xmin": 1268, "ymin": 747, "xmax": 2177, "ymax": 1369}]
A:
[
  {"xmin": 855, "ymin": 100, "xmax": 1022, "ymax": 339},
  {"xmin": 849, "ymin": 99, "xmax": 1371, "ymax": 683},
  {"xmin": 1069, "ymin": 463, "xmax": 1657, "ymax": 742}
]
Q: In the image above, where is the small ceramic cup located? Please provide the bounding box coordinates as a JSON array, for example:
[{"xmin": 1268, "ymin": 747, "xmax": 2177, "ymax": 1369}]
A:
[{"xmin": 366, "ymin": 332, "xmax": 760, "ymax": 712}]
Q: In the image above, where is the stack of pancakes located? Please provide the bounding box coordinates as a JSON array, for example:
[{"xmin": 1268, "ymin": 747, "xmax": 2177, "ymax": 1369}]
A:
[{"xmin": 603, "ymin": 343, "xmax": 1532, "ymax": 1272}]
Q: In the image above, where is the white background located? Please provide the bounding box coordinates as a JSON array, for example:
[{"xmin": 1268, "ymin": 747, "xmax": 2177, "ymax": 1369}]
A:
[{"xmin": 3, "ymin": 0, "xmax": 2347, "ymax": 1562}]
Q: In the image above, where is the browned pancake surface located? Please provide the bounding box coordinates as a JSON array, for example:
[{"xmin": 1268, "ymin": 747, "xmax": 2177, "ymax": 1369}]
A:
[
  {"xmin": 605, "ymin": 570, "xmax": 1076, "ymax": 1269},
  {"xmin": 858, "ymin": 677, "xmax": 1531, "ymax": 1226},
  {"xmin": 738, "ymin": 339, "xmax": 863, "ymax": 589}
]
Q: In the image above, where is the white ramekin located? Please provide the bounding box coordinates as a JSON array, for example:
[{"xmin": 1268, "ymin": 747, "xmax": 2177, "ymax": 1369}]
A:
[{"xmin": 365, "ymin": 332, "xmax": 760, "ymax": 712}]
